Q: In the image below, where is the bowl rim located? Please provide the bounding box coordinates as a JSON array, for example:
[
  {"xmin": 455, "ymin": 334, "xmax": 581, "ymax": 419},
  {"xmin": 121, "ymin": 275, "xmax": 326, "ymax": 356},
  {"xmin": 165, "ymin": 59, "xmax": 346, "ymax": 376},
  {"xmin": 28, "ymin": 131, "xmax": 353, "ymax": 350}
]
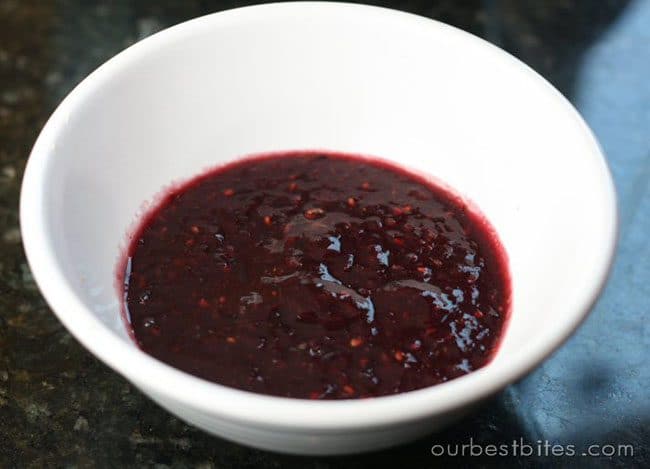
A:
[{"xmin": 19, "ymin": 1, "xmax": 618, "ymax": 430}]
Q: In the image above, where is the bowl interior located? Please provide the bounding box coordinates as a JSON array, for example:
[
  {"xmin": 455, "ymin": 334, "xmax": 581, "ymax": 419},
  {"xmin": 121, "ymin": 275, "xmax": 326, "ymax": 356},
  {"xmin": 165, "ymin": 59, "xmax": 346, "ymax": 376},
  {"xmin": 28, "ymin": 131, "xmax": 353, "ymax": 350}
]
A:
[{"xmin": 27, "ymin": 5, "xmax": 614, "ymax": 393}]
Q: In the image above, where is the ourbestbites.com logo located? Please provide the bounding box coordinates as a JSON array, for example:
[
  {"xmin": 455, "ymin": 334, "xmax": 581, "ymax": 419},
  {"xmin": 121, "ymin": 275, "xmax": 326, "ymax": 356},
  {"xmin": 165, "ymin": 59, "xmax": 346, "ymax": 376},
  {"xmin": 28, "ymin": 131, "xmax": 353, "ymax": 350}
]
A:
[{"xmin": 430, "ymin": 438, "xmax": 634, "ymax": 458}]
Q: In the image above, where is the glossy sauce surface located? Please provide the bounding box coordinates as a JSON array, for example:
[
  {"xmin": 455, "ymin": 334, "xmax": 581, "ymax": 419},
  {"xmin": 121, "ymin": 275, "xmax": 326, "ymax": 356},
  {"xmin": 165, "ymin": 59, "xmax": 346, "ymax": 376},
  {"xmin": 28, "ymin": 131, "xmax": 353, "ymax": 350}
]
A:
[{"xmin": 123, "ymin": 153, "xmax": 510, "ymax": 399}]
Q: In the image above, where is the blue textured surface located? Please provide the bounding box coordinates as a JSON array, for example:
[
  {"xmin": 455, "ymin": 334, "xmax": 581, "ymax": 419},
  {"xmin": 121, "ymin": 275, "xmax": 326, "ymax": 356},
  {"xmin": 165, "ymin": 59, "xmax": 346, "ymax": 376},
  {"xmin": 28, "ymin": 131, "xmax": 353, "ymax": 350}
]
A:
[{"xmin": 520, "ymin": 0, "xmax": 650, "ymax": 443}]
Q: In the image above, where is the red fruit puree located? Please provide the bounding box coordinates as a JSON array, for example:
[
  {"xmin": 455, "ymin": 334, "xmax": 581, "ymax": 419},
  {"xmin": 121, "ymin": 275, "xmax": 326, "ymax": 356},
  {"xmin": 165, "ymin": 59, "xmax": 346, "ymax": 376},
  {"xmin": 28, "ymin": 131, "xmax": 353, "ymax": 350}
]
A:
[{"xmin": 122, "ymin": 152, "xmax": 510, "ymax": 399}]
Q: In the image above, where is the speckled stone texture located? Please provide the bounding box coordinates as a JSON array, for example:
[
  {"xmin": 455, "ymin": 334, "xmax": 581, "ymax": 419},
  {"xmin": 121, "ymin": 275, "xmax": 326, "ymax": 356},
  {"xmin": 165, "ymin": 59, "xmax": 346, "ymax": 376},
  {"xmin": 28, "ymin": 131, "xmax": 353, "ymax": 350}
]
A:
[{"xmin": 0, "ymin": 0, "xmax": 647, "ymax": 467}]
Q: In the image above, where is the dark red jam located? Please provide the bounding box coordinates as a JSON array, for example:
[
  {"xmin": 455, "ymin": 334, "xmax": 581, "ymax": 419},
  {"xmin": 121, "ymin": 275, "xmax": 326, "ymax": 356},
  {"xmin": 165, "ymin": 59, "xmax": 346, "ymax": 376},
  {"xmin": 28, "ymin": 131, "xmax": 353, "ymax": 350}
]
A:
[{"xmin": 123, "ymin": 152, "xmax": 510, "ymax": 399}]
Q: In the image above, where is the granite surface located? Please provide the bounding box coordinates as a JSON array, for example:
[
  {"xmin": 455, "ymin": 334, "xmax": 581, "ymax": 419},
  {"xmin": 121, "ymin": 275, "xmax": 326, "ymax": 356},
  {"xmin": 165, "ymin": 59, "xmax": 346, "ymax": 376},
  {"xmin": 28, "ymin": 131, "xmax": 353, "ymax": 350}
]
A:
[{"xmin": 1, "ymin": 0, "xmax": 648, "ymax": 467}]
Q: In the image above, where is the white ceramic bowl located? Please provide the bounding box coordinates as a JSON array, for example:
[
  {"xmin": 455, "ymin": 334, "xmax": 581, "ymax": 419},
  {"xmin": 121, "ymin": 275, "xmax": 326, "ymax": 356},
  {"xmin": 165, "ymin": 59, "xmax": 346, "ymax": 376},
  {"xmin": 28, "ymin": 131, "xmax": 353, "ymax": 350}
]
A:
[{"xmin": 20, "ymin": 2, "xmax": 617, "ymax": 455}]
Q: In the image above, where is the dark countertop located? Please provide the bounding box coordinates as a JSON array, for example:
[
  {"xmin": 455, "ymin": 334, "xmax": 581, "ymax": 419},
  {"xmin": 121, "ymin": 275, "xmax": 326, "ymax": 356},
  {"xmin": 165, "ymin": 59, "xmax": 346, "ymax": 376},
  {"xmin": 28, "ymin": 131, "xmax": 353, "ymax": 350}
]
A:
[{"xmin": 1, "ymin": 1, "xmax": 648, "ymax": 467}]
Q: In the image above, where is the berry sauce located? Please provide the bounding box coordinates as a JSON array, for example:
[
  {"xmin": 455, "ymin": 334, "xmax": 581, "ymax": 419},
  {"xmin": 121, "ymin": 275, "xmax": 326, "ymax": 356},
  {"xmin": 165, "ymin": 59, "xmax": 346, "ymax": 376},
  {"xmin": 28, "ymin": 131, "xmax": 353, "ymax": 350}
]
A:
[{"xmin": 122, "ymin": 152, "xmax": 510, "ymax": 399}]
